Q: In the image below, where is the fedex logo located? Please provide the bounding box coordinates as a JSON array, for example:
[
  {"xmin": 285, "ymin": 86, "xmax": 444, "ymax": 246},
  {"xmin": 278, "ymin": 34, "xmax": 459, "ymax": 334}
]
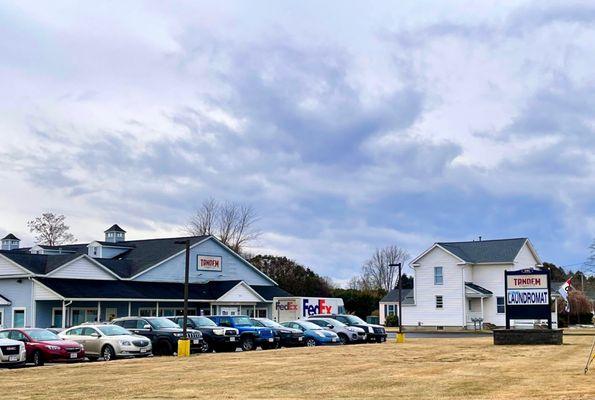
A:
[
  {"xmin": 276, "ymin": 301, "xmax": 298, "ymax": 311},
  {"xmin": 303, "ymin": 299, "xmax": 333, "ymax": 316}
]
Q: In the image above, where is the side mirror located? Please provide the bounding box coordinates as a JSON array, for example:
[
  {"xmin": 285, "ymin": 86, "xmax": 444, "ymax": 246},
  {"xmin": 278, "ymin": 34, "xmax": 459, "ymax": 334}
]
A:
[
  {"xmin": 328, "ymin": 325, "xmax": 334, "ymax": 329},
  {"xmin": 142, "ymin": 324, "xmax": 151, "ymax": 330},
  {"xmin": 20, "ymin": 338, "xmax": 29, "ymax": 343},
  {"xmin": 90, "ymin": 332, "xmax": 100, "ymax": 338}
]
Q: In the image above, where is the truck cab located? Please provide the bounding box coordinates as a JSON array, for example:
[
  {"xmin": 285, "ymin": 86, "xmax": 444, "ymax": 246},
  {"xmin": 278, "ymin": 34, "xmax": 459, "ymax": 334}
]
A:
[{"xmin": 207, "ymin": 315, "xmax": 278, "ymax": 351}]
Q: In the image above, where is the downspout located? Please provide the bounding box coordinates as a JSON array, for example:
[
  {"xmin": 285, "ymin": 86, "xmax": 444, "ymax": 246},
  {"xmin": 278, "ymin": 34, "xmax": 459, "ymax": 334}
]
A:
[{"xmin": 461, "ymin": 266, "xmax": 466, "ymax": 329}]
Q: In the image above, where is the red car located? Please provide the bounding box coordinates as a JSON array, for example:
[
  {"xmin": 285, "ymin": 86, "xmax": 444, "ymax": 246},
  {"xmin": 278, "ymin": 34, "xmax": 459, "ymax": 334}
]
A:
[{"xmin": 0, "ymin": 328, "xmax": 85, "ymax": 366}]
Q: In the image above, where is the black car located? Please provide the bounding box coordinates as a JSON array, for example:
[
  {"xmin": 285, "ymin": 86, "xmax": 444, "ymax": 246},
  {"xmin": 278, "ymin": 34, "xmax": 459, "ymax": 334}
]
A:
[
  {"xmin": 168, "ymin": 316, "xmax": 240, "ymax": 353},
  {"xmin": 250, "ymin": 318, "xmax": 305, "ymax": 348},
  {"xmin": 309, "ymin": 314, "xmax": 387, "ymax": 343},
  {"xmin": 112, "ymin": 317, "xmax": 203, "ymax": 355}
]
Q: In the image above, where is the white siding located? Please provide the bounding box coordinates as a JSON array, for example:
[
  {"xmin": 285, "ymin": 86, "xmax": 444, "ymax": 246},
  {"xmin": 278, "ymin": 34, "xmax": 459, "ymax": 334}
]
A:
[
  {"xmin": 33, "ymin": 281, "xmax": 61, "ymax": 300},
  {"xmin": 404, "ymin": 247, "xmax": 465, "ymax": 327},
  {"xmin": 49, "ymin": 257, "xmax": 115, "ymax": 280},
  {"xmin": 0, "ymin": 255, "xmax": 30, "ymax": 276},
  {"xmin": 513, "ymin": 241, "xmax": 540, "ymax": 269},
  {"xmin": 217, "ymin": 283, "xmax": 262, "ymax": 303}
]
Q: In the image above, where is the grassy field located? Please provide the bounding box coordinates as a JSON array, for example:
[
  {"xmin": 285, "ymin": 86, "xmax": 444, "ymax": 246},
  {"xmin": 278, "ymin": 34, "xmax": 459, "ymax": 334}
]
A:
[{"xmin": 1, "ymin": 336, "xmax": 594, "ymax": 399}]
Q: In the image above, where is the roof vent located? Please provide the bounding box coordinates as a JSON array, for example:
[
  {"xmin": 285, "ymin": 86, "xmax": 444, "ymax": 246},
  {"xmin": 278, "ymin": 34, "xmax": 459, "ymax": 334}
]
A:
[
  {"xmin": 1, "ymin": 233, "xmax": 20, "ymax": 251},
  {"xmin": 478, "ymin": 236, "xmax": 482, "ymax": 241},
  {"xmin": 104, "ymin": 224, "xmax": 126, "ymax": 243}
]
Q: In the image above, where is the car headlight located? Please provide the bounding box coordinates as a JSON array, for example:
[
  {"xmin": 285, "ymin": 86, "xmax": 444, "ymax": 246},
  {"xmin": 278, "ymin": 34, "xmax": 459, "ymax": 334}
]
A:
[
  {"xmin": 173, "ymin": 333, "xmax": 183, "ymax": 337},
  {"xmin": 45, "ymin": 345, "xmax": 61, "ymax": 350},
  {"xmin": 212, "ymin": 328, "xmax": 225, "ymax": 336},
  {"xmin": 315, "ymin": 331, "xmax": 325, "ymax": 337},
  {"xmin": 119, "ymin": 340, "xmax": 132, "ymax": 346},
  {"xmin": 347, "ymin": 327, "xmax": 357, "ymax": 332},
  {"xmin": 367, "ymin": 326, "xmax": 373, "ymax": 333}
]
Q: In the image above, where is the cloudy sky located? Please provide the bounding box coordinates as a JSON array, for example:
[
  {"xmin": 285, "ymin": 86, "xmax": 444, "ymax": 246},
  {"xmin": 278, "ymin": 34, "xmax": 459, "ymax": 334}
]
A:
[{"xmin": 1, "ymin": 1, "xmax": 594, "ymax": 282}]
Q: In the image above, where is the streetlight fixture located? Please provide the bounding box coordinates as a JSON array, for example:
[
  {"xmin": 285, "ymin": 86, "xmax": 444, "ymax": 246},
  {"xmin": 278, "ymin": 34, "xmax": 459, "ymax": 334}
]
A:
[
  {"xmin": 175, "ymin": 239, "xmax": 191, "ymax": 357},
  {"xmin": 388, "ymin": 262, "xmax": 405, "ymax": 343}
]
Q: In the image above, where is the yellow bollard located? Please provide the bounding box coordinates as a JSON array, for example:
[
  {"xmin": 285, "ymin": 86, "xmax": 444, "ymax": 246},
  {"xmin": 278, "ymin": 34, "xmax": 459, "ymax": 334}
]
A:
[
  {"xmin": 177, "ymin": 339, "xmax": 191, "ymax": 357},
  {"xmin": 396, "ymin": 333, "xmax": 405, "ymax": 343}
]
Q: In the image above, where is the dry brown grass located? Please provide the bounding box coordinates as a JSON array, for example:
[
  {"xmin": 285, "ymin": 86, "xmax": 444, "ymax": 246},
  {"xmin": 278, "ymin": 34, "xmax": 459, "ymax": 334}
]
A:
[{"xmin": 1, "ymin": 336, "xmax": 594, "ymax": 399}]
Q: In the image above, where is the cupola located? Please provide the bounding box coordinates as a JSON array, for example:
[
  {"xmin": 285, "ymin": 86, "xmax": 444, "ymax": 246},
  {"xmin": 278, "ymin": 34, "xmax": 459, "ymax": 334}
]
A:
[
  {"xmin": 1, "ymin": 233, "xmax": 20, "ymax": 250},
  {"xmin": 104, "ymin": 224, "xmax": 126, "ymax": 243}
]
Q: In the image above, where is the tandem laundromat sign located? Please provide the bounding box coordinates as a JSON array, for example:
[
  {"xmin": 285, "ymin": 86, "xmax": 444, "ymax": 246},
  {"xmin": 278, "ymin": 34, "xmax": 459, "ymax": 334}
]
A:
[
  {"xmin": 504, "ymin": 268, "xmax": 552, "ymax": 328},
  {"xmin": 197, "ymin": 255, "xmax": 222, "ymax": 272}
]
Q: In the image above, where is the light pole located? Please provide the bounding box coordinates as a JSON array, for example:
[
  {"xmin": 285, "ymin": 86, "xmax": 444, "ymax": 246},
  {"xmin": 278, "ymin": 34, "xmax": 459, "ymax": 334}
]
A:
[
  {"xmin": 175, "ymin": 239, "xmax": 191, "ymax": 356},
  {"xmin": 389, "ymin": 262, "xmax": 404, "ymax": 343}
]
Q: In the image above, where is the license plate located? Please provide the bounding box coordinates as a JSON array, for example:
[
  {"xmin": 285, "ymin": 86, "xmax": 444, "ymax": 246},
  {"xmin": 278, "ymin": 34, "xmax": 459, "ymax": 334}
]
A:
[
  {"xmin": 8, "ymin": 356, "xmax": 17, "ymax": 362},
  {"xmin": 193, "ymin": 340, "xmax": 199, "ymax": 344},
  {"xmin": 229, "ymin": 337, "xmax": 236, "ymax": 342},
  {"xmin": 140, "ymin": 348, "xmax": 147, "ymax": 353},
  {"xmin": 268, "ymin": 338, "xmax": 274, "ymax": 342},
  {"xmin": 298, "ymin": 337, "xmax": 303, "ymax": 341},
  {"xmin": 70, "ymin": 353, "xmax": 77, "ymax": 359}
]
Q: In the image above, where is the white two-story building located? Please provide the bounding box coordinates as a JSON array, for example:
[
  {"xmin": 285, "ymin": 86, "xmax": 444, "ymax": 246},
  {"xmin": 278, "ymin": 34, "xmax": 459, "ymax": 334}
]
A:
[{"xmin": 379, "ymin": 238, "xmax": 558, "ymax": 329}]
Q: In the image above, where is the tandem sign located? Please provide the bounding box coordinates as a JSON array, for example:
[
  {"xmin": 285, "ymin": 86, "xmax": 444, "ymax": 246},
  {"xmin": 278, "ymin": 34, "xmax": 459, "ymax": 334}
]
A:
[
  {"xmin": 197, "ymin": 255, "xmax": 222, "ymax": 272},
  {"xmin": 504, "ymin": 269, "xmax": 552, "ymax": 329}
]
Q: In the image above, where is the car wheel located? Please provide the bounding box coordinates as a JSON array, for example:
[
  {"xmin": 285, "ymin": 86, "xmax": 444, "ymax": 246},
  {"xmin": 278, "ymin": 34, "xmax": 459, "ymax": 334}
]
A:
[
  {"xmin": 338, "ymin": 334, "xmax": 348, "ymax": 345},
  {"xmin": 102, "ymin": 345, "xmax": 115, "ymax": 361},
  {"xmin": 306, "ymin": 338, "xmax": 317, "ymax": 347},
  {"xmin": 155, "ymin": 340, "xmax": 173, "ymax": 356},
  {"xmin": 201, "ymin": 340, "xmax": 213, "ymax": 353},
  {"xmin": 241, "ymin": 336, "xmax": 255, "ymax": 351},
  {"xmin": 32, "ymin": 350, "xmax": 45, "ymax": 367}
]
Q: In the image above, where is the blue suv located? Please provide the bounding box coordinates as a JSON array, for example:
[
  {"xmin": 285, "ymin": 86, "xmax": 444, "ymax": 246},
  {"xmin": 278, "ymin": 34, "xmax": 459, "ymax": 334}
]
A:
[{"xmin": 207, "ymin": 315, "xmax": 279, "ymax": 351}]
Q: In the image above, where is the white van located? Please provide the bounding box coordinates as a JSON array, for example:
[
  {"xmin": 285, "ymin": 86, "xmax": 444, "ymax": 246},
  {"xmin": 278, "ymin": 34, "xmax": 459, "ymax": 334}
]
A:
[{"xmin": 273, "ymin": 297, "xmax": 345, "ymax": 322}]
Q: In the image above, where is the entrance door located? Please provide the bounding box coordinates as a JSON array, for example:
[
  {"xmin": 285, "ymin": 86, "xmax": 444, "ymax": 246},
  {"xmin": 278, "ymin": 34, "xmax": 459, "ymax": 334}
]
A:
[
  {"xmin": 220, "ymin": 307, "xmax": 240, "ymax": 316},
  {"xmin": 105, "ymin": 308, "xmax": 118, "ymax": 322}
]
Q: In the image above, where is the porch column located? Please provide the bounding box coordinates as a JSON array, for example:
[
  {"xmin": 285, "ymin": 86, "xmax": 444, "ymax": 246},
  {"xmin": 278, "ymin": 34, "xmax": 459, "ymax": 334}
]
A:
[
  {"xmin": 480, "ymin": 298, "xmax": 484, "ymax": 322},
  {"xmin": 253, "ymin": 304, "xmax": 256, "ymax": 317},
  {"xmin": 128, "ymin": 302, "xmax": 132, "ymax": 317},
  {"xmin": 97, "ymin": 301, "xmax": 101, "ymax": 322},
  {"xmin": 62, "ymin": 301, "xmax": 66, "ymax": 329},
  {"xmin": 156, "ymin": 302, "xmax": 160, "ymax": 316}
]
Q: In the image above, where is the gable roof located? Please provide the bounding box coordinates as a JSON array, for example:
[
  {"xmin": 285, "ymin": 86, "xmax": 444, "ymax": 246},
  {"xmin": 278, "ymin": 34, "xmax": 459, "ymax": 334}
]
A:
[
  {"xmin": 251, "ymin": 285, "xmax": 292, "ymax": 300},
  {"xmin": 105, "ymin": 224, "xmax": 126, "ymax": 233},
  {"xmin": 436, "ymin": 238, "xmax": 528, "ymax": 264},
  {"xmin": 380, "ymin": 288, "xmax": 415, "ymax": 304},
  {"xmin": 2, "ymin": 233, "xmax": 19, "ymax": 241},
  {"xmin": 0, "ymin": 251, "xmax": 81, "ymax": 275}
]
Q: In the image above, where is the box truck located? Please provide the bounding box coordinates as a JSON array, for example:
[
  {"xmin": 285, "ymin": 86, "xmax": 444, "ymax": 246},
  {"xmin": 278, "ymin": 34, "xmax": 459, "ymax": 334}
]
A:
[{"xmin": 272, "ymin": 297, "xmax": 346, "ymax": 322}]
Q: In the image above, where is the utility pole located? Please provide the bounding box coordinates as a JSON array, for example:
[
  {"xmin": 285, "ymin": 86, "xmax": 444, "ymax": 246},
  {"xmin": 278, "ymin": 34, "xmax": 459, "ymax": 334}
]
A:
[
  {"xmin": 389, "ymin": 262, "xmax": 404, "ymax": 343},
  {"xmin": 175, "ymin": 239, "xmax": 191, "ymax": 357}
]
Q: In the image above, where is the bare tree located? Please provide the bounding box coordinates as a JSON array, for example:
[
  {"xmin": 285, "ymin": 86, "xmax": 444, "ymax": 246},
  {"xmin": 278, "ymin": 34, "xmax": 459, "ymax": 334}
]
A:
[
  {"xmin": 27, "ymin": 212, "xmax": 76, "ymax": 246},
  {"xmin": 186, "ymin": 199, "xmax": 261, "ymax": 254},
  {"xmin": 360, "ymin": 245, "xmax": 411, "ymax": 292}
]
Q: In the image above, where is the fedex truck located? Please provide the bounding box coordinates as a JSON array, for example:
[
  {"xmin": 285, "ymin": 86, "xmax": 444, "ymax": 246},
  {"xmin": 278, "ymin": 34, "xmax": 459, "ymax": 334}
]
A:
[{"xmin": 272, "ymin": 297, "xmax": 345, "ymax": 322}]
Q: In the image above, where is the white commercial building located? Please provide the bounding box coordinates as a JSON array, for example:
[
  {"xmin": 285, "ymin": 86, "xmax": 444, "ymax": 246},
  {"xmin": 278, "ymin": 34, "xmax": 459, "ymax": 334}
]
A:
[{"xmin": 379, "ymin": 238, "xmax": 558, "ymax": 329}]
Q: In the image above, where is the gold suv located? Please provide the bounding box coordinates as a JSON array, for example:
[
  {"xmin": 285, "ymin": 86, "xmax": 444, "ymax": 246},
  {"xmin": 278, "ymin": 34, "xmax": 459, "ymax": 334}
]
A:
[{"xmin": 59, "ymin": 324, "xmax": 152, "ymax": 361}]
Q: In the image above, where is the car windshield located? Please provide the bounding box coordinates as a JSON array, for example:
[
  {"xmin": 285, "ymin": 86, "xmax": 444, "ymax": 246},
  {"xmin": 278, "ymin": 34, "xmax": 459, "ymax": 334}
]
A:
[
  {"xmin": 250, "ymin": 319, "xmax": 266, "ymax": 327},
  {"xmin": 325, "ymin": 319, "xmax": 346, "ymax": 327},
  {"xmin": 258, "ymin": 319, "xmax": 284, "ymax": 329},
  {"xmin": 232, "ymin": 316, "xmax": 254, "ymax": 326},
  {"xmin": 149, "ymin": 318, "xmax": 181, "ymax": 329},
  {"xmin": 345, "ymin": 315, "xmax": 367, "ymax": 325},
  {"xmin": 299, "ymin": 321, "xmax": 322, "ymax": 330},
  {"xmin": 98, "ymin": 325, "xmax": 131, "ymax": 336},
  {"xmin": 25, "ymin": 329, "xmax": 61, "ymax": 341},
  {"xmin": 190, "ymin": 317, "xmax": 217, "ymax": 327}
]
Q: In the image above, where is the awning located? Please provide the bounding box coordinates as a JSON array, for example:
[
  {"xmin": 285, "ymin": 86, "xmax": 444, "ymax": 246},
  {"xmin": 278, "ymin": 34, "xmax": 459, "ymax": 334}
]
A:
[
  {"xmin": 0, "ymin": 293, "xmax": 11, "ymax": 306},
  {"xmin": 465, "ymin": 282, "xmax": 493, "ymax": 298},
  {"xmin": 33, "ymin": 277, "xmax": 290, "ymax": 302}
]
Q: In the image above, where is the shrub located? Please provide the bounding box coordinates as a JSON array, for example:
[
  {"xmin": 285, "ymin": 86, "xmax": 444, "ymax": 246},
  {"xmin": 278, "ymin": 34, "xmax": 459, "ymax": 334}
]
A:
[{"xmin": 385, "ymin": 314, "xmax": 399, "ymax": 327}]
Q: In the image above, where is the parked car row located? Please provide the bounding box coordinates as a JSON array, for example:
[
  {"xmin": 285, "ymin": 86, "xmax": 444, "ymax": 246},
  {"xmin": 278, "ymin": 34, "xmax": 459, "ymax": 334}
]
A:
[{"xmin": 0, "ymin": 313, "xmax": 387, "ymax": 367}]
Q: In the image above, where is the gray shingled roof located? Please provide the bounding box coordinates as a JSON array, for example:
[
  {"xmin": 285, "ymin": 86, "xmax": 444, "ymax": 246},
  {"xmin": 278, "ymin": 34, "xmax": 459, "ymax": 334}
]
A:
[
  {"xmin": 380, "ymin": 288, "xmax": 415, "ymax": 304},
  {"xmin": 437, "ymin": 238, "xmax": 528, "ymax": 263},
  {"xmin": 465, "ymin": 282, "xmax": 493, "ymax": 295},
  {"xmin": 1, "ymin": 233, "xmax": 19, "ymax": 241},
  {"xmin": 0, "ymin": 251, "xmax": 81, "ymax": 274},
  {"xmin": 105, "ymin": 224, "xmax": 126, "ymax": 233}
]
